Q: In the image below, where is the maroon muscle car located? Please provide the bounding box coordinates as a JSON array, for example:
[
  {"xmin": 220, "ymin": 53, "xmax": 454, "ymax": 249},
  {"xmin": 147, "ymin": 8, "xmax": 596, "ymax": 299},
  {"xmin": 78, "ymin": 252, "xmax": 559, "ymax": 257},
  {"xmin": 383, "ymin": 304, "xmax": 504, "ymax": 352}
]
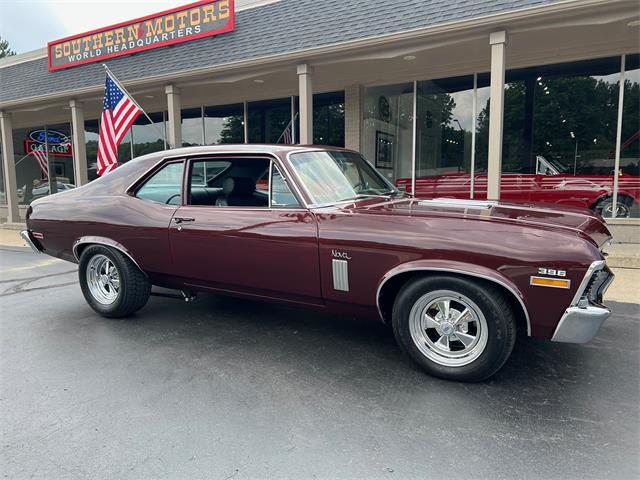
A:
[{"xmin": 21, "ymin": 145, "xmax": 615, "ymax": 381}]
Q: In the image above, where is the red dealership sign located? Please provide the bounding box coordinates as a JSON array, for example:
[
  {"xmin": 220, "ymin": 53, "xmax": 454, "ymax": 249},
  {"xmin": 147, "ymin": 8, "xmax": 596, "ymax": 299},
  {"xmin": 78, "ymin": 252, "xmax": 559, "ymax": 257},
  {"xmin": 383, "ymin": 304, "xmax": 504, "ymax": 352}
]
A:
[{"xmin": 48, "ymin": 0, "xmax": 235, "ymax": 71}]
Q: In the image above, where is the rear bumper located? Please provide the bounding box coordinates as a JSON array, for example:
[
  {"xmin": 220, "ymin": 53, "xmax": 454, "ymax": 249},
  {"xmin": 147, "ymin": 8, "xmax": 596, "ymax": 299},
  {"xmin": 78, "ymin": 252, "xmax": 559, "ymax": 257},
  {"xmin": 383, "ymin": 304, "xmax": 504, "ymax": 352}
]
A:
[
  {"xmin": 20, "ymin": 230, "xmax": 42, "ymax": 254},
  {"xmin": 551, "ymin": 305, "xmax": 611, "ymax": 343}
]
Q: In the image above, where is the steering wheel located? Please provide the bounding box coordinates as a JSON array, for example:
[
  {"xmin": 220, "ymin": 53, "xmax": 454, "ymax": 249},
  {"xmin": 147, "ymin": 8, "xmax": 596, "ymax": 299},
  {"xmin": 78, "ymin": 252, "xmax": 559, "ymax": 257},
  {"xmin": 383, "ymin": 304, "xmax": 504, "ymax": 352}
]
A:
[{"xmin": 165, "ymin": 193, "xmax": 181, "ymax": 205}]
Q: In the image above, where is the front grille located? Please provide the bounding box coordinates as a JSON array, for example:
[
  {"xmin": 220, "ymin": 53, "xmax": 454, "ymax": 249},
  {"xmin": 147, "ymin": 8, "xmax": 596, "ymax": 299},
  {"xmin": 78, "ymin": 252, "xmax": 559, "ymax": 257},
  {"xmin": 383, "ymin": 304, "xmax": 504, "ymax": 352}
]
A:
[{"xmin": 581, "ymin": 267, "xmax": 614, "ymax": 306}]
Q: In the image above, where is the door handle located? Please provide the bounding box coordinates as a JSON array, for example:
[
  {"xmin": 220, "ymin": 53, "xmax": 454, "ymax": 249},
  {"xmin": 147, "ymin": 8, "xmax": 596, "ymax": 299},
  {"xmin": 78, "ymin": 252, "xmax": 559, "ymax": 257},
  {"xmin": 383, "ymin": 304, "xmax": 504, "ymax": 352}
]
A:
[{"xmin": 174, "ymin": 217, "xmax": 195, "ymax": 224}]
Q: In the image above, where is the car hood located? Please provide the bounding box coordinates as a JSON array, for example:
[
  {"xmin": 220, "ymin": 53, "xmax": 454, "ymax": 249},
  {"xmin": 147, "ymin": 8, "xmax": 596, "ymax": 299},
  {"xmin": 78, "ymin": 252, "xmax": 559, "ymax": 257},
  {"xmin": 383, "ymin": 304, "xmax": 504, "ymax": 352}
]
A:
[{"xmin": 343, "ymin": 197, "xmax": 612, "ymax": 248}]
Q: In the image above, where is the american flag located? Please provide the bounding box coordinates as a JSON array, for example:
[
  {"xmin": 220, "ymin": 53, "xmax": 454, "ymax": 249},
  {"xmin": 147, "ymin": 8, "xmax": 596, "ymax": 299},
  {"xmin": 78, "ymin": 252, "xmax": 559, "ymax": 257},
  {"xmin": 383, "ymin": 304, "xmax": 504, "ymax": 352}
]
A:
[
  {"xmin": 96, "ymin": 72, "xmax": 141, "ymax": 176},
  {"xmin": 30, "ymin": 147, "xmax": 49, "ymax": 178},
  {"xmin": 282, "ymin": 124, "xmax": 292, "ymax": 144}
]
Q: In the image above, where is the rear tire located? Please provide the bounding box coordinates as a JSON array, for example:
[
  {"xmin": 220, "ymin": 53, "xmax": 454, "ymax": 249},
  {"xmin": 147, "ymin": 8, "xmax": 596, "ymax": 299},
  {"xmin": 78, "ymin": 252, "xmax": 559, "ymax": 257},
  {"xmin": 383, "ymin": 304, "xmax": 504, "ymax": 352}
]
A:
[
  {"xmin": 392, "ymin": 275, "xmax": 516, "ymax": 382},
  {"xmin": 78, "ymin": 245, "xmax": 150, "ymax": 318}
]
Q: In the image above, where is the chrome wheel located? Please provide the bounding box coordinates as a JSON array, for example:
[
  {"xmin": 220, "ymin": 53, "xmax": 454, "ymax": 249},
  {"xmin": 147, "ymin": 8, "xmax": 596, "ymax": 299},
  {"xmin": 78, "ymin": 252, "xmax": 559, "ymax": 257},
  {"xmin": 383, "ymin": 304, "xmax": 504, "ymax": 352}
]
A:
[
  {"xmin": 600, "ymin": 199, "xmax": 631, "ymax": 218},
  {"xmin": 408, "ymin": 290, "xmax": 488, "ymax": 367},
  {"xmin": 86, "ymin": 254, "xmax": 120, "ymax": 306}
]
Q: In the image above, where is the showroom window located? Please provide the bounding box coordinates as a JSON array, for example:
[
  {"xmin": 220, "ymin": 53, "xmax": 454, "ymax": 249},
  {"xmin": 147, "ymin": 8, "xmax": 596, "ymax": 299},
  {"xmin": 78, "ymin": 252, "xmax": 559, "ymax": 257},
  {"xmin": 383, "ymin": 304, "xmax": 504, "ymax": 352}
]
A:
[
  {"xmin": 619, "ymin": 54, "xmax": 639, "ymax": 218},
  {"xmin": 313, "ymin": 92, "xmax": 345, "ymax": 147},
  {"xmin": 85, "ymin": 120, "xmax": 132, "ymax": 183},
  {"xmin": 132, "ymin": 112, "xmax": 166, "ymax": 157},
  {"xmin": 0, "ymin": 137, "xmax": 5, "ymax": 206},
  {"xmin": 182, "ymin": 107, "xmax": 204, "ymax": 146},
  {"xmin": 248, "ymin": 98, "xmax": 292, "ymax": 144},
  {"xmin": 13, "ymin": 123, "xmax": 75, "ymax": 205},
  {"xmin": 362, "ymin": 83, "xmax": 414, "ymax": 187},
  {"xmin": 205, "ymin": 104, "xmax": 245, "ymax": 144}
]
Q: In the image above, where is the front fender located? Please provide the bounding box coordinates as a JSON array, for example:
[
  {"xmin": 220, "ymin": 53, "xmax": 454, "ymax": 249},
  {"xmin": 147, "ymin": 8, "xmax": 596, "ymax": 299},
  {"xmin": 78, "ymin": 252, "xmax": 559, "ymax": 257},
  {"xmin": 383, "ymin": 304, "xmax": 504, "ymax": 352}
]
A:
[{"xmin": 376, "ymin": 259, "xmax": 531, "ymax": 336}]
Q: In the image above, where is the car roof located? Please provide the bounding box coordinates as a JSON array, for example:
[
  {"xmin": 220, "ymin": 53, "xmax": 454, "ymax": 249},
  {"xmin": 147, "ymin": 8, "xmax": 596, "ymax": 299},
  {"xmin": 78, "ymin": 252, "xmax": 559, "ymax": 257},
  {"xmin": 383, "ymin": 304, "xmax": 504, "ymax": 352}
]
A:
[{"xmin": 130, "ymin": 143, "xmax": 352, "ymax": 164}]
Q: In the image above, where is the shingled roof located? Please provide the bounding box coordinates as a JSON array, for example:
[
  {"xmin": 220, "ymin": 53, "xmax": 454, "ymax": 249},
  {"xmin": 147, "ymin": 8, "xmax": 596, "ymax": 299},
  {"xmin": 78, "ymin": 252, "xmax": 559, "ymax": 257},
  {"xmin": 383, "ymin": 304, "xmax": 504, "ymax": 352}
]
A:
[{"xmin": 0, "ymin": 0, "xmax": 560, "ymax": 105}]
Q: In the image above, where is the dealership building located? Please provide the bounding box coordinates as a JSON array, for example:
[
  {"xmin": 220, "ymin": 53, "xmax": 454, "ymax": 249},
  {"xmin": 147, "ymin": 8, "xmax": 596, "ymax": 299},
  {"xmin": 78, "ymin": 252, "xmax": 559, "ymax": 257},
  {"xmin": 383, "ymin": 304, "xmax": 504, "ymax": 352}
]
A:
[{"xmin": 0, "ymin": 0, "xmax": 638, "ymax": 230}]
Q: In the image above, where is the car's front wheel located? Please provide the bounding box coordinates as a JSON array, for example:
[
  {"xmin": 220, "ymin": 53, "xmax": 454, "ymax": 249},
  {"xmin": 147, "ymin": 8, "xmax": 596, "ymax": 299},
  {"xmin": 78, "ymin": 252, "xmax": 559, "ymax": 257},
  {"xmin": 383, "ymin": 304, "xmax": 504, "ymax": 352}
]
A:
[
  {"xmin": 78, "ymin": 245, "xmax": 151, "ymax": 318},
  {"xmin": 392, "ymin": 275, "xmax": 517, "ymax": 382}
]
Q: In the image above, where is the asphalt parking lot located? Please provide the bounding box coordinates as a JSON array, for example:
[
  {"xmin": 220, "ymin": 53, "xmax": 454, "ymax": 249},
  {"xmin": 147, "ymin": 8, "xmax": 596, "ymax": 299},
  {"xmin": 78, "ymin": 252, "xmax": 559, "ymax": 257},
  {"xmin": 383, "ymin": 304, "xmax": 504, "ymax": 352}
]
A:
[{"xmin": 1, "ymin": 247, "xmax": 639, "ymax": 479}]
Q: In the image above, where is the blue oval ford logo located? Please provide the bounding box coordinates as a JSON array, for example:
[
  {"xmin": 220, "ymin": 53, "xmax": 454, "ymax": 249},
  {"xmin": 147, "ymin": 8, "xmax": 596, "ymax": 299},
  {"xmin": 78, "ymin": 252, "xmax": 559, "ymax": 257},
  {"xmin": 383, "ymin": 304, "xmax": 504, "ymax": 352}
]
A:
[{"xmin": 28, "ymin": 129, "xmax": 69, "ymax": 145}]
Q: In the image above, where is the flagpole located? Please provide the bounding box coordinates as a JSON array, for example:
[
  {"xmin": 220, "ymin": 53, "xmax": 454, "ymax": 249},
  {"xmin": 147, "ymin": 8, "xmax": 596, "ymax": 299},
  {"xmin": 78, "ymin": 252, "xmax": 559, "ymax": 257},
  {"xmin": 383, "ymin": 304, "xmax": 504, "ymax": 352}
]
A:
[
  {"xmin": 276, "ymin": 112, "xmax": 298, "ymax": 144},
  {"xmin": 101, "ymin": 64, "xmax": 171, "ymax": 148}
]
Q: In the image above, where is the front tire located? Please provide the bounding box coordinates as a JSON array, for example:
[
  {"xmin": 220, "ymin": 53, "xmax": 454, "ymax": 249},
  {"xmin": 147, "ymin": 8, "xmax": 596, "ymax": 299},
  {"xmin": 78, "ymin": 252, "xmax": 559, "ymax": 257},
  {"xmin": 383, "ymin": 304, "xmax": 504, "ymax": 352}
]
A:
[
  {"xmin": 79, "ymin": 245, "xmax": 151, "ymax": 318},
  {"xmin": 392, "ymin": 275, "xmax": 516, "ymax": 382}
]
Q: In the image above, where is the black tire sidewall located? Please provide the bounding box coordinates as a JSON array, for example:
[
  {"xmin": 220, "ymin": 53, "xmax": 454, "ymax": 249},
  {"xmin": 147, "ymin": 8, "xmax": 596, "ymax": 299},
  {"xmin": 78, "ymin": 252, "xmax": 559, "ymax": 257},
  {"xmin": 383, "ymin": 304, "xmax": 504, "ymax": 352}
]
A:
[
  {"xmin": 78, "ymin": 245, "xmax": 147, "ymax": 318},
  {"xmin": 392, "ymin": 275, "xmax": 516, "ymax": 382}
]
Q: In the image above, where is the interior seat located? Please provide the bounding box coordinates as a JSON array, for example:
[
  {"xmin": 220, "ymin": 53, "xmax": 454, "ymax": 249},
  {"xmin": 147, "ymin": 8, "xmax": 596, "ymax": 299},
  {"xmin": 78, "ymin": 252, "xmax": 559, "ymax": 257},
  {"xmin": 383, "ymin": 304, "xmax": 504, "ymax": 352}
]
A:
[{"xmin": 215, "ymin": 177, "xmax": 263, "ymax": 207}]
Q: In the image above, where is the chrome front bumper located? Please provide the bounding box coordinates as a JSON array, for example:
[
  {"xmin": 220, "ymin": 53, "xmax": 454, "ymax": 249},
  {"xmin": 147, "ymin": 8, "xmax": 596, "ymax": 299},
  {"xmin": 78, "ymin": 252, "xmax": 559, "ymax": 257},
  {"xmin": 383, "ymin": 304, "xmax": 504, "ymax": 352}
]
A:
[
  {"xmin": 551, "ymin": 305, "xmax": 611, "ymax": 343},
  {"xmin": 20, "ymin": 230, "xmax": 42, "ymax": 254},
  {"xmin": 551, "ymin": 260, "xmax": 614, "ymax": 343}
]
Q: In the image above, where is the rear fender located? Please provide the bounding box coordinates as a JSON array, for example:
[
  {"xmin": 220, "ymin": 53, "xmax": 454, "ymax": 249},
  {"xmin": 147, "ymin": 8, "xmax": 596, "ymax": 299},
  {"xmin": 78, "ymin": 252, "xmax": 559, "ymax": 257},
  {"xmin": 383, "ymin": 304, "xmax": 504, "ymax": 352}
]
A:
[{"xmin": 72, "ymin": 236, "xmax": 147, "ymax": 277}]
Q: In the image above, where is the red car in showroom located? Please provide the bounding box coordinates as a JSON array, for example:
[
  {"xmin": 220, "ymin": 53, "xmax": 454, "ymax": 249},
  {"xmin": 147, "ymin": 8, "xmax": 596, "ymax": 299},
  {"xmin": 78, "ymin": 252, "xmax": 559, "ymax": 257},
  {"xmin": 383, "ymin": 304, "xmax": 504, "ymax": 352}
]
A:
[
  {"xmin": 22, "ymin": 145, "xmax": 614, "ymax": 381},
  {"xmin": 397, "ymin": 155, "xmax": 640, "ymax": 217}
]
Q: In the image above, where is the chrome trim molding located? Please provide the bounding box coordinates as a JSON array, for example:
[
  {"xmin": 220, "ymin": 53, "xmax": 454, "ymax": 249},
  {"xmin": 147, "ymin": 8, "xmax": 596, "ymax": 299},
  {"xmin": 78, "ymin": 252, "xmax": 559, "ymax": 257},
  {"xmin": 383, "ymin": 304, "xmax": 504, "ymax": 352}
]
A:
[
  {"xmin": 72, "ymin": 236, "xmax": 147, "ymax": 277},
  {"xmin": 376, "ymin": 267, "xmax": 531, "ymax": 336},
  {"xmin": 570, "ymin": 260, "xmax": 606, "ymax": 307},
  {"xmin": 332, "ymin": 259, "xmax": 349, "ymax": 292},
  {"xmin": 20, "ymin": 230, "xmax": 42, "ymax": 254},
  {"xmin": 417, "ymin": 198, "xmax": 496, "ymax": 209},
  {"xmin": 551, "ymin": 305, "xmax": 611, "ymax": 343}
]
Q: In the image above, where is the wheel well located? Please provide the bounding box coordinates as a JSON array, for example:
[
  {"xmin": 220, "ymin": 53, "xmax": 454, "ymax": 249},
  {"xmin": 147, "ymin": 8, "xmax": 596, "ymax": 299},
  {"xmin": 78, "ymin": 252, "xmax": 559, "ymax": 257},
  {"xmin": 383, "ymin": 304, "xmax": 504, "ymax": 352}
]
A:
[
  {"xmin": 73, "ymin": 241, "xmax": 147, "ymax": 277},
  {"xmin": 591, "ymin": 193, "xmax": 634, "ymax": 210},
  {"xmin": 377, "ymin": 271, "xmax": 529, "ymax": 337}
]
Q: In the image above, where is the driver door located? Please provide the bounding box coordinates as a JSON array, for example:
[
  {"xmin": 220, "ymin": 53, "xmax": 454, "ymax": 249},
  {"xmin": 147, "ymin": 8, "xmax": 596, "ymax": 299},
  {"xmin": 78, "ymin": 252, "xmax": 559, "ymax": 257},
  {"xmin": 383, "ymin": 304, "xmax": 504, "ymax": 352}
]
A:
[{"xmin": 168, "ymin": 156, "xmax": 322, "ymax": 305}]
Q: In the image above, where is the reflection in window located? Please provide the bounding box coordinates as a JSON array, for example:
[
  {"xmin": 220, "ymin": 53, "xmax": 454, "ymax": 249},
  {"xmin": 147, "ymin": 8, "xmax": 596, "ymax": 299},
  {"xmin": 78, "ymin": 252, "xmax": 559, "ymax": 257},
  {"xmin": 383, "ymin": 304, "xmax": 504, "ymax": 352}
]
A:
[
  {"xmin": 271, "ymin": 165, "xmax": 299, "ymax": 207},
  {"xmin": 132, "ymin": 112, "xmax": 166, "ymax": 157},
  {"xmin": 13, "ymin": 123, "xmax": 76, "ymax": 204},
  {"xmin": 205, "ymin": 104, "xmax": 244, "ymax": 144},
  {"xmin": 363, "ymin": 83, "xmax": 414, "ymax": 188},
  {"xmin": 248, "ymin": 98, "xmax": 291, "ymax": 143},
  {"xmin": 136, "ymin": 161, "xmax": 184, "ymax": 205},
  {"xmin": 182, "ymin": 107, "xmax": 204, "ymax": 147},
  {"xmin": 476, "ymin": 57, "xmax": 624, "ymax": 215},
  {"xmin": 415, "ymin": 76, "xmax": 475, "ymax": 198},
  {"xmin": 313, "ymin": 92, "xmax": 345, "ymax": 147},
  {"xmin": 620, "ymin": 54, "xmax": 640, "ymax": 218}
]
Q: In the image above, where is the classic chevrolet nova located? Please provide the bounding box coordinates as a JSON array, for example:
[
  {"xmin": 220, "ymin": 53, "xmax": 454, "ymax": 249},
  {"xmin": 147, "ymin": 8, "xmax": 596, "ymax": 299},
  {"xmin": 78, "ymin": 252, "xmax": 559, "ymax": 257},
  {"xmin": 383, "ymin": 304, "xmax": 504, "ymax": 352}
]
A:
[{"xmin": 22, "ymin": 145, "xmax": 615, "ymax": 381}]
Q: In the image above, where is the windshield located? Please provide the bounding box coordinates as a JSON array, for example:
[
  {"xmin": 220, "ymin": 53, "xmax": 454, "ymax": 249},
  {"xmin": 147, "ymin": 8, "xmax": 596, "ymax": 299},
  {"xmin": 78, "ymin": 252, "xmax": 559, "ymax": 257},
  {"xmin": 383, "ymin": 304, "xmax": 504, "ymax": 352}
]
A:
[{"xmin": 289, "ymin": 150, "xmax": 398, "ymax": 205}]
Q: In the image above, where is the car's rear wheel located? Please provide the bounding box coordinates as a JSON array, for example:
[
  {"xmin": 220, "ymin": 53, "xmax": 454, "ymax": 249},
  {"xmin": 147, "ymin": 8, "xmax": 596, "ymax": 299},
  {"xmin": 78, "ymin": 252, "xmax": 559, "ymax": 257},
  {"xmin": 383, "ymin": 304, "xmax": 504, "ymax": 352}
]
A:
[
  {"xmin": 392, "ymin": 275, "xmax": 516, "ymax": 382},
  {"xmin": 79, "ymin": 245, "xmax": 150, "ymax": 318}
]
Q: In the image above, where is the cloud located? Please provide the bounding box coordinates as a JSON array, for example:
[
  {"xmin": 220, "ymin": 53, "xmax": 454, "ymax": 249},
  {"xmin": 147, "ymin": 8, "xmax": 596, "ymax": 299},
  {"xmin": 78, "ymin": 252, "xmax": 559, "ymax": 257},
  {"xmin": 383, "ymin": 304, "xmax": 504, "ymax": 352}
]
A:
[{"xmin": 1, "ymin": 0, "xmax": 186, "ymax": 54}]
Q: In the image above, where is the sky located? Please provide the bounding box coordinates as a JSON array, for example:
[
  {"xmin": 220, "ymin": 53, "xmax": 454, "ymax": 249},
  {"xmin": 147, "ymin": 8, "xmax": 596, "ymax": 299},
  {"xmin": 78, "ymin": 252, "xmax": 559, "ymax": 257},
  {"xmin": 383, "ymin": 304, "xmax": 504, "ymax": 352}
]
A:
[{"xmin": 1, "ymin": 0, "xmax": 188, "ymax": 54}]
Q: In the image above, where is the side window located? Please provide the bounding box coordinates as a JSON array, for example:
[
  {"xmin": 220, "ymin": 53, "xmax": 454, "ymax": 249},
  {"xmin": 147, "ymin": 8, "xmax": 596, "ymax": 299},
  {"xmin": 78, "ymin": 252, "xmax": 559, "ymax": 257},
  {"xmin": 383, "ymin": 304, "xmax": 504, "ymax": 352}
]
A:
[
  {"xmin": 271, "ymin": 165, "xmax": 300, "ymax": 208},
  {"xmin": 136, "ymin": 161, "xmax": 184, "ymax": 205}
]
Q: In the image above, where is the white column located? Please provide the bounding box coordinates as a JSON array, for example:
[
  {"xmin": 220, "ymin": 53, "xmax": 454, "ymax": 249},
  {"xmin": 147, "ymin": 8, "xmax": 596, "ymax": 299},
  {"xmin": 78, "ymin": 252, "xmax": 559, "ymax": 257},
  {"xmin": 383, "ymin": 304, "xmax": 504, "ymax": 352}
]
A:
[
  {"xmin": 69, "ymin": 99, "xmax": 88, "ymax": 186},
  {"xmin": 243, "ymin": 101, "xmax": 249, "ymax": 143},
  {"xmin": 345, "ymin": 84, "xmax": 363, "ymax": 151},
  {"xmin": 487, "ymin": 30, "xmax": 508, "ymax": 200},
  {"xmin": 0, "ymin": 110, "xmax": 20, "ymax": 223},
  {"xmin": 297, "ymin": 63, "xmax": 314, "ymax": 144},
  {"xmin": 165, "ymin": 84, "xmax": 181, "ymax": 149}
]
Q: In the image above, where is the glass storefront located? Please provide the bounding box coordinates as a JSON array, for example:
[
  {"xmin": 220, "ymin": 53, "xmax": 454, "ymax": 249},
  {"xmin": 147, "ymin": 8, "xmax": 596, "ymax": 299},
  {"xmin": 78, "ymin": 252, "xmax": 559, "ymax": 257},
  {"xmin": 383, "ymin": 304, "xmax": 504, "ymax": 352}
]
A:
[
  {"xmin": 13, "ymin": 123, "xmax": 75, "ymax": 204},
  {"xmin": 620, "ymin": 55, "xmax": 640, "ymax": 217},
  {"xmin": 361, "ymin": 54, "xmax": 639, "ymax": 219},
  {"xmin": 132, "ymin": 112, "xmax": 166, "ymax": 157},
  {"xmin": 248, "ymin": 98, "xmax": 291, "ymax": 144},
  {"xmin": 362, "ymin": 83, "xmax": 414, "ymax": 187},
  {"xmin": 313, "ymin": 92, "xmax": 345, "ymax": 147},
  {"xmin": 182, "ymin": 107, "xmax": 204, "ymax": 147},
  {"xmin": 205, "ymin": 104, "xmax": 245, "ymax": 144}
]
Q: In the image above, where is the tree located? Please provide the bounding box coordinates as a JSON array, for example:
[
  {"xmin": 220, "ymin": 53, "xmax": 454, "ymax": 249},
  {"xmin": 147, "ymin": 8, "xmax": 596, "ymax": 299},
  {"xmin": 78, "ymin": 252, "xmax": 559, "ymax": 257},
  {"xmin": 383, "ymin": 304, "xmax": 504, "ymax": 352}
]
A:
[{"xmin": 0, "ymin": 36, "xmax": 16, "ymax": 58}]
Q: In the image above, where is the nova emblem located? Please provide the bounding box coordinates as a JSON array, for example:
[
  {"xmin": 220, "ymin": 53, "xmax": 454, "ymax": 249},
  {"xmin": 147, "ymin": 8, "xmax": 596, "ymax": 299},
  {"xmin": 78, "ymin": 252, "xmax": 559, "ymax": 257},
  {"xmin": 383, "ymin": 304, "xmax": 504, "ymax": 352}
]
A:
[{"xmin": 331, "ymin": 250, "xmax": 352, "ymax": 260}]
